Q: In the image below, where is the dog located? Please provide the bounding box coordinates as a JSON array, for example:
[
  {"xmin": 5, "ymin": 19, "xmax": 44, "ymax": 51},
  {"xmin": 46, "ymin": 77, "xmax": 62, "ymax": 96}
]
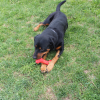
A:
[{"xmin": 33, "ymin": 0, "xmax": 68, "ymax": 73}]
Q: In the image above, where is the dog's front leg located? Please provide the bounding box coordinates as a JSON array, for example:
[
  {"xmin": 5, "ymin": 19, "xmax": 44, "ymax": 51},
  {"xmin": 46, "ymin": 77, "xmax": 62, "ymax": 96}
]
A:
[
  {"xmin": 46, "ymin": 50, "xmax": 60, "ymax": 72},
  {"xmin": 41, "ymin": 54, "xmax": 47, "ymax": 73}
]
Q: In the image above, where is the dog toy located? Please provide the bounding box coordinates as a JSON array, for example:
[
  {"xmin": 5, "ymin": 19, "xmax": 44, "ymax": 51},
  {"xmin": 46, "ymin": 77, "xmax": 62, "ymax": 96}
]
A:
[{"xmin": 36, "ymin": 58, "xmax": 51, "ymax": 65}]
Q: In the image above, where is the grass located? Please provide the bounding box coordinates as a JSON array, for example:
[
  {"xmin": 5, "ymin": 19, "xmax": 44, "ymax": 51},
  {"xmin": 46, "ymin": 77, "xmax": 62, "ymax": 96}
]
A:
[{"xmin": 0, "ymin": 0, "xmax": 100, "ymax": 99}]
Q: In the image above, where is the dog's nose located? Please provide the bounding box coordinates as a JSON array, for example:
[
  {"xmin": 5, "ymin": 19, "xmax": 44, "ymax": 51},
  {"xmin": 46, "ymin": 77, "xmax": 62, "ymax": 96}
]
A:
[{"xmin": 33, "ymin": 56, "xmax": 37, "ymax": 59}]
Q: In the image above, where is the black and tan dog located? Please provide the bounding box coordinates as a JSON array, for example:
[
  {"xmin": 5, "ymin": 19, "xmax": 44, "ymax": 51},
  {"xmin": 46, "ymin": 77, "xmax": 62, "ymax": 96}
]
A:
[{"xmin": 33, "ymin": 0, "xmax": 68, "ymax": 73}]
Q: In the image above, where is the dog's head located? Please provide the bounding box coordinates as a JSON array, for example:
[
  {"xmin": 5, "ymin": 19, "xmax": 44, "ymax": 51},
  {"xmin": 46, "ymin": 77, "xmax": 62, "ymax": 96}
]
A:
[{"xmin": 33, "ymin": 34, "xmax": 53, "ymax": 59}]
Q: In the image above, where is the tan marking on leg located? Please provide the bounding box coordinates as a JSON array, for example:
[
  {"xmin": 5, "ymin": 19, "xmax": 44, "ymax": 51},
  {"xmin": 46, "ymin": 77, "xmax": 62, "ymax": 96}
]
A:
[
  {"xmin": 34, "ymin": 23, "xmax": 49, "ymax": 31},
  {"xmin": 37, "ymin": 49, "xmax": 50, "ymax": 59},
  {"xmin": 46, "ymin": 50, "xmax": 60, "ymax": 72},
  {"xmin": 34, "ymin": 23, "xmax": 44, "ymax": 31},
  {"xmin": 44, "ymin": 23, "xmax": 49, "ymax": 26},
  {"xmin": 56, "ymin": 46, "xmax": 61, "ymax": 50},
  {"xmin": 41, "ymin": 54, "xmax": 47, "ymax": 73}
]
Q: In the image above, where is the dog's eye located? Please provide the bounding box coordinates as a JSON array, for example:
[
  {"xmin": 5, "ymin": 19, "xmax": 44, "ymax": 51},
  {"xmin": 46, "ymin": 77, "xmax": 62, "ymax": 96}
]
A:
[
  {"xmin": 39, "ymin": 47, "xmax": 41, "ymax": 50},
  {"xmin": 35, "ymin": 45, "xmax": 37, "ymax": 48},
  {"xmin": 39, "ymin": 47, "xmax": 44, "ymax": 51}
]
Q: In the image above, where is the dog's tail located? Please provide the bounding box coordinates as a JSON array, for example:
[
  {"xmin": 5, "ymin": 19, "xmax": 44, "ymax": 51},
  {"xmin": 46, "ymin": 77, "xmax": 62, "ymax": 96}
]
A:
[{"xmin": 56, "ymin": 0, "xmax": 66, "ymax": 12}]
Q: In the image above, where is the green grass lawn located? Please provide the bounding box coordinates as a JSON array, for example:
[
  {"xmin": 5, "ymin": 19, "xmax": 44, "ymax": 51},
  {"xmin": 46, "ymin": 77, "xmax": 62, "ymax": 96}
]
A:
[{"xmin": 0, "ymin": 0, "xmax": 100, "ymax": 99}]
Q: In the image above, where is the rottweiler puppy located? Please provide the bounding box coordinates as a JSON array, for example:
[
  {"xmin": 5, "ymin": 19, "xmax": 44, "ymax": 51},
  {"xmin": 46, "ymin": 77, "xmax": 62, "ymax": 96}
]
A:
[{"xmin": 33, "ymin": 0, "xmax": 68, "ymax": 73}]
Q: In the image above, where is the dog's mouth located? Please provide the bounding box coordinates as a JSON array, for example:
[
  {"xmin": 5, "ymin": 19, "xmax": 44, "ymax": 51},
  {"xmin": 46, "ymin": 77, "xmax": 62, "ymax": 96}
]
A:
[
  {"xmin": 36, "ymin": 49, "xmax": 50, "ymax": 59},
  {"xmin": 36, "ymin": 54, "xmax": 45, "ymax": 59},
  {"xmin": 42, "ymin": 54, "xmax": 46, "ymax": 58},
  {"xmin": 33, "ymin": 53, "xmax": 47, "ymax": 59},
  {"xmin": 33, "ymin": 49, "xmax": 50, "ymax": 59}
]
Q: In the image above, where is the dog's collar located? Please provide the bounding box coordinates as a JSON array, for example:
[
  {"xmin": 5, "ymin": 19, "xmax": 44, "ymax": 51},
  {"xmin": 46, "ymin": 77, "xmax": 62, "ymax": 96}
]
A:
[{"xmin": 50, "ymin": 29, "xmax": 57, "ymax": 34}]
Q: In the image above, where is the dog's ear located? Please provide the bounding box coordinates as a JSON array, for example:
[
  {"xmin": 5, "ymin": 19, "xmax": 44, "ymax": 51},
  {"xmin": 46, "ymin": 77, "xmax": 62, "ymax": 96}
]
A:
[
  {"xmin": 34, "ymin": 34, "xmax": 40, "ymax": 41},
  {"xmin": 49, "ymin": 36, "xmax": 56, "ymax": 49}
]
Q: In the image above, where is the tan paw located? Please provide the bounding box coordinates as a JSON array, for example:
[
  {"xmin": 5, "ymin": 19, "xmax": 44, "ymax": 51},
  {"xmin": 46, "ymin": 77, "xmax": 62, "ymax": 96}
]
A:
[
  {"xmin": 46, "ymin": 62, "xmax": 54, "ymax": 72},
  {"xmin": 34, "ymin": 27, "xmax": 38, "ymax": 31},
  {"xmin": 41, "ymin": 64, "xmax": 47, "ymax": 73}
]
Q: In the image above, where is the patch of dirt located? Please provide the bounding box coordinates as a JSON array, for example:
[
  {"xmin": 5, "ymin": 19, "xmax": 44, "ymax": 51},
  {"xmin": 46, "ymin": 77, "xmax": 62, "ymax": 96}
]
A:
[
  {"xmin": 84, "ymin": 70, "xmax": 95, "ymax": 80},
  {"xmin": 0, "ymin": 87, "xmax": 3, "ymax": 91},
  {"xmin": 29, "ymin": 37, "xmax": 34, "ymax": 40},
  {"xmin": 67, "ymin": 57, "xmax": 76, "ymax": 66},
  {"xmin": 45, "ymin": 87, "xmax": 57, "ymax": 100},
  {"xmin": 65, "ymin": 45, "xmax": 75, "ymax": 52},
  {"xmin": 3, "ymin": 24, "xmax": 9, "ymax": 28},
  {"xmin": 89, "ymin": 74, "xmax": 95, "ymax": 80},
  {"xmin": 77, "ymin": 22, "xmax": 85, "ymax": 27},
  {"xmin": 63, "ymin": 94, "xmax": 72, "ymax": 100},
  {"xmin": 88, "ymin": 27, "xmax": 95, "ymax": 34},
  {"xmin": 26, "ymin": 21, "xmax": 32, "ymax": 24},
  {"xmin": 63, "ymin": 97, "xmax": 70, "ymax": 100},
  {"xmin": 38, "ymin": 87, "xmax": 57, "ymax": 100},
  {"xmin": 13, "ymin": 72, "xmax": 24, "ymax": 78},
  {"xmin": 84, "ymin": 70, "xmax": 90, "ymax": 74}
]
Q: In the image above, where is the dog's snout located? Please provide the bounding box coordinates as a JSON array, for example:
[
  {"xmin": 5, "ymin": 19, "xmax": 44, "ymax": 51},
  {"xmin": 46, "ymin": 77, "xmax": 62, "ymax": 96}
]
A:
[
  {"xmin": 33, "ymin": 56, "xmax": 37, "ymax": 59},
  {"xmin": 33, "ymin": 53, "xmax": 37, "ymax": 59}
]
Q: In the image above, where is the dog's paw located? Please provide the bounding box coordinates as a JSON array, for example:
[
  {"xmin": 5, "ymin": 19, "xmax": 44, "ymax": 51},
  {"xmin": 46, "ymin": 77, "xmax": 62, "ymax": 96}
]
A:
[
  {"xmin": 46, "ymin": 62, "xmax": 54, "ymax": 72},
  {"xmin": 34, "ymin": 27, "xmax": 38, "ymax": 31},
  {"xmin": 41, "ymin": 64, "xmax": 47, "ymax": 73}
]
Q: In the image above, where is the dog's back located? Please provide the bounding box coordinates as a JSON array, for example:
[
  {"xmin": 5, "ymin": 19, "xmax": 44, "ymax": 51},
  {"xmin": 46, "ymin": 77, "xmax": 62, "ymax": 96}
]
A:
[{"xmin": 48, "ymin": 0, "xmax": 68, "ymax": 33}]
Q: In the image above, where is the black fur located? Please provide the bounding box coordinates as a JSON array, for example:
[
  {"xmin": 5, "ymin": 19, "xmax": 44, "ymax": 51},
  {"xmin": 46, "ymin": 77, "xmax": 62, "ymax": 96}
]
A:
[{"xmin": 33, "ymin": 0, "xmax": 68, "ymax": 59}]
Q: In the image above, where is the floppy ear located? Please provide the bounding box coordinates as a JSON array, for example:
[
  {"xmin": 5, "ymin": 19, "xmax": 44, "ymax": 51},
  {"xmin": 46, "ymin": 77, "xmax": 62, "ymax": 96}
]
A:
[
  {"xmin": 49, "ymin": 36, "xmax": 56, "ymax": 49},
  {"xmin": 34, "ymin": 34, "xmax": 40, "ymax": 41}
]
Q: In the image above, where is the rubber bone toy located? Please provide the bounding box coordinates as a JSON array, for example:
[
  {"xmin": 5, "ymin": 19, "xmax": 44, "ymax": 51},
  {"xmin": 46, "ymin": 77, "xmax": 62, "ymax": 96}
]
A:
[{"xmin": 36, "ymin": 58, "xmax": 51, "ymax": 65}]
